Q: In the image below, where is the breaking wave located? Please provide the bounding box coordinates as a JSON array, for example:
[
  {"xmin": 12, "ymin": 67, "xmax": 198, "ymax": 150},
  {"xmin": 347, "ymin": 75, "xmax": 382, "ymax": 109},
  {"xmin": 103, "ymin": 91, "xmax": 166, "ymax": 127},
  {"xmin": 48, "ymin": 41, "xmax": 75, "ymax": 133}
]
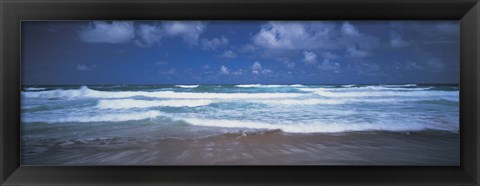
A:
[
  {"xmin": 96, "ymin": 99, "xmax": 214, "ymax": 109},
  {"xmin": 180, "ymin": 117, "xmax": 455, "ymax": 133},
  {"xmin": 175, "ymin": 85, "xmax": 199, "ymax": 88},
  {"xmin": 22, "ymin": 86, "xmax": 304, "ymax": 99}
]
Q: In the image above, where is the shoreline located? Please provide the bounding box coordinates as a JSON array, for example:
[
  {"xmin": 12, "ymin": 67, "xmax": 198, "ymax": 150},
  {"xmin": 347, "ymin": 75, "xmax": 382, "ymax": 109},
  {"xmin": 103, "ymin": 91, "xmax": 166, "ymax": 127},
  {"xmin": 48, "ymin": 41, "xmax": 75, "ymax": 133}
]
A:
[{"xmin": 21, "ymin": 130, "xmax": 459, "ymax": 165}]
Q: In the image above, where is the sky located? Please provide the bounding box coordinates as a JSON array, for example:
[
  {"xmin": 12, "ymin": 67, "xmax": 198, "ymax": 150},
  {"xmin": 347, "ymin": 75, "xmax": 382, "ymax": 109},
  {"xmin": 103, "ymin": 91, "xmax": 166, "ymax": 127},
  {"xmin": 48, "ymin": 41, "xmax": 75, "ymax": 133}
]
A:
[{"xmin": 22, "ymin": 21, "xmax": 459, "ymax": 85}]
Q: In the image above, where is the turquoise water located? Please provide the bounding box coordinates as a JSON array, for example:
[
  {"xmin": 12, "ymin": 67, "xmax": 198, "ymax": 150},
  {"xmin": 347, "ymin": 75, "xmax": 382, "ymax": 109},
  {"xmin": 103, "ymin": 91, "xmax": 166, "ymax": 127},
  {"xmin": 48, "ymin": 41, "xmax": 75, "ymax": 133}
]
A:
[{"xmin": 21, "ymin": 84, "xmax": 459, "ymax": 137}]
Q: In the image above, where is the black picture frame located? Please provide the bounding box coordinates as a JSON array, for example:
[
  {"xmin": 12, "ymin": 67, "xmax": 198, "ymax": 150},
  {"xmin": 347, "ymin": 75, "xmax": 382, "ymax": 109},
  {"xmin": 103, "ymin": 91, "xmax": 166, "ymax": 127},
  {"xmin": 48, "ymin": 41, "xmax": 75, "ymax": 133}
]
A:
[{"xmin": 1, "ymin": 0, "xmax": 479, "ymax": 185}]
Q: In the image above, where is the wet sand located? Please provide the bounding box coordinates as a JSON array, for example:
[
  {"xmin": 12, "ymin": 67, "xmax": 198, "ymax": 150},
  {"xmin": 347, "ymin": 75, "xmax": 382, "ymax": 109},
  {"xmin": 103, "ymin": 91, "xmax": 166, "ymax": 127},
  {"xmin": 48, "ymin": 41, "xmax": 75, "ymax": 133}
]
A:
[{"xmin": 22, "ymin": 130, "xmax": 459, "ymax": 165}]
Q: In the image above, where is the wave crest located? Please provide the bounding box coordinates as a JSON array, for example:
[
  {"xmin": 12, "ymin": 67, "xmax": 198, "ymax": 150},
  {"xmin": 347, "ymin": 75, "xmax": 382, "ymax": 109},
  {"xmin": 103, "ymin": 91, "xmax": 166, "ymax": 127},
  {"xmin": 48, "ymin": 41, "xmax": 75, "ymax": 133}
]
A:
[
  {"xmin": 181, "ymin": 118, "xmax": 455, "ymax": 133},
  {"xmin": 22, "ymin": 86, "xmax": 304, "ymax": 99},
  {"xmin": 97, "ymin": 99, "xmax": 214, "ymax": 109}
]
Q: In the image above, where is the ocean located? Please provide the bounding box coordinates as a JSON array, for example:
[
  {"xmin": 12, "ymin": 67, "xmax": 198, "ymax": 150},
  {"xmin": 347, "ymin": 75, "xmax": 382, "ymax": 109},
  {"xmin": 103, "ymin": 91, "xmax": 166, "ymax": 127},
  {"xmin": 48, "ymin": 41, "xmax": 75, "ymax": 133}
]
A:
[{"xmin": 21, "ymin": 84, "xmax": 460, "ymax": 165}]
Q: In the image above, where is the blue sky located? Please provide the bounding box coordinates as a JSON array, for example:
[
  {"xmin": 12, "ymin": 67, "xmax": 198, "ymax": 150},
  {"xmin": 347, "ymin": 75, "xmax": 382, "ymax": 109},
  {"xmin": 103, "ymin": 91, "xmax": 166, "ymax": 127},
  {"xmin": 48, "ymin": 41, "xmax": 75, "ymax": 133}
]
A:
[{"xmin": 22, "ymin": 21, "xmax": 459, "ymax": 85}]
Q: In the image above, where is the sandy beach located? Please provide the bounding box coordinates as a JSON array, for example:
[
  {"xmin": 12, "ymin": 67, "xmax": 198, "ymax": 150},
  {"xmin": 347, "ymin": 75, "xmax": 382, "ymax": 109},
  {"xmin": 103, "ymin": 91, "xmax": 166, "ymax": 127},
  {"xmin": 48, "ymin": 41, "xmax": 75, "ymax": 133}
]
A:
[{"xmin": 22, "ymin": 130, "xmax": 459, "ymax": 165}]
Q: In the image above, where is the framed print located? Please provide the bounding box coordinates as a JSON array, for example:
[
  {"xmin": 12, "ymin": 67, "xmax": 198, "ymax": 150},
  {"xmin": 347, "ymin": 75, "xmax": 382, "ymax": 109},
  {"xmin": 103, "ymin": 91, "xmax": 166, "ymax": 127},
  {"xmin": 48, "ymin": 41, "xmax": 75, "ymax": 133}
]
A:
[
  {"xmin": 20, "ymin": 20, "xmax": 460, "ymax": 166},
  {"xmin": 1, "ymin": 0, "xmax": 479, "ymax": 185}
]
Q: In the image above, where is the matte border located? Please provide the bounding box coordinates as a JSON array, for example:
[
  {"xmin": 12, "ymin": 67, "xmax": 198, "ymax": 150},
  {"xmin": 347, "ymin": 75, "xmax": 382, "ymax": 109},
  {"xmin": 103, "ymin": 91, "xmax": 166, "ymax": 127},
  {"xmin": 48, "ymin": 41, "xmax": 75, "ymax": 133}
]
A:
[{"xmin": 1, "ymin": 0, "xmax": 479, "ymax": 185}]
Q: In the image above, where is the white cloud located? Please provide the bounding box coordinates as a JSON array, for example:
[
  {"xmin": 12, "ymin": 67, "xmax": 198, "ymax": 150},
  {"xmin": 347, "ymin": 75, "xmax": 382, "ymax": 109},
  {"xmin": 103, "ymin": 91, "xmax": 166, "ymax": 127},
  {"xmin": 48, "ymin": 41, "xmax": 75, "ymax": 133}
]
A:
[
  {"xmin": 76, "ymin": 64, "xmax": 96, "ymax": 71},
  {"xmin": 251, "ymin": 62, "xmax": 262, "ymax": 74},
  {"xmin": 135, "ymin": 24, "xmax": 163, "ymax": 47},
  {"xmin": 220, "ymin": 65, "xmax": 230, "ymax": 75},
  {"xmin": 252, "ymin": 22, "xmax": 336, "ymax": 50},
  {"xmin": 134, "ymin": 21, "xmax": 206, "ymax": 47},
  {"xmin": 346, "ymin": 46, "xmax": 371, "ymax": 58},
  {"xmin": 203, "ymin": 65, "xmax": 210, "ymax": 69},
  {"xmin": 79, "ymin": 21, "xmax": 135, "ymax": 44},
  {"xmin": 390, "ymin": 32, "xmax": 408, "ymax": 47},
  {"xmin": 232, "ymin": 69, "xmax": 243, "ymax": 75},
  {"xmin": 201, "ymin": 36, "xmax": 229, "ymax": 50},
  {"xmin": 341, "ymin": 22, "xmax": 360, "ymax": 36},
  {"xmin": 303, "ymin": 51, "xmax": 317, "ymax": 64},
  {"xmin": 162, "ymin": 21, "xmax": 206, "ymax": 45},
  {"xmin": 261, "ymin": 68, "xmax": 273, "ymax": 74},
  {"xmin": 251, "ymin": 61, "xmax": 272, "ymax": 74},
  {"xmin": 250, "ymin": 21, "xmax": 380, "ymax": 60},
  {"xmin": 220, "ymin": 50, "xmax": 237, "ymax": 58}
]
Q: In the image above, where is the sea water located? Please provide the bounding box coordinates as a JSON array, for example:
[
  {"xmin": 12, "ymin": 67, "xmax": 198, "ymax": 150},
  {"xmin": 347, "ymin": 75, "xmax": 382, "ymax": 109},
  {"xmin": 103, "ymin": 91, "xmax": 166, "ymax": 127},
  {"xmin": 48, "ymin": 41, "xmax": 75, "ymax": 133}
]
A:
[
  {"xmin": 21, "ymin": 84, "xmax": 459, "ymax": 135},
  {"xmin": 20, "ymin": 84, "xmax": 459, "ymax": 165}
]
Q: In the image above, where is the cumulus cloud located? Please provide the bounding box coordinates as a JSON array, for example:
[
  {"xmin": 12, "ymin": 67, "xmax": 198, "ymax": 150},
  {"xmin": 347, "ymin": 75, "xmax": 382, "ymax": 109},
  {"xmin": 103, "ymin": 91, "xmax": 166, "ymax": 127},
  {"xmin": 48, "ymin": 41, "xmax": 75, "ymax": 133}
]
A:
[
  {"xmin": 79, "ymin": 21, "xmax": 135, "ymax": 44},
  {"xmin": 341, "ymin": 22, "xmax": 360, "ymax": 36},
  {"xmin": 220, "ymin": 65, "xmax": 230, "ymax": 75},
  {"xmin": 220, "ymin": 50, "xmax": 237, "ymax": 58},
  {"xmin": 251, "ymin": 21, "xmax": 380, "ymax": 60},
  {"xmin": 76, "ymin": 64, "xmax": 96, "ymax": 71},
  {"xmin": 80, "ymin": 21, "xmax": 207, "ymax": 47},
  {"xmin": 389, "ymin": 32, "xmax": 408, "ymax": 47},
  {"xmin": 252, "ymin": 21, "xmax": 336, "ymax": 50},
  {"xmin": 135, "ymin": 24, "xmax": 163, "ymax": 47},
  {"xmin": 232, "ymin": 69, "xmax": 243, "ymax": 75},
  {"xmin": 303, "ymin": 51, "xmax": 317, "ymax": 64},
  {"xmin": 201, "ymin": 36, "xmax": 229, "ymax": 50},
  {"xmin": 162, "ymin": 21, "xmax": 206, "ymax": 45},
  {"xmin": 251, "ymin": 61, "xmax": 272, "ymax": 74}
]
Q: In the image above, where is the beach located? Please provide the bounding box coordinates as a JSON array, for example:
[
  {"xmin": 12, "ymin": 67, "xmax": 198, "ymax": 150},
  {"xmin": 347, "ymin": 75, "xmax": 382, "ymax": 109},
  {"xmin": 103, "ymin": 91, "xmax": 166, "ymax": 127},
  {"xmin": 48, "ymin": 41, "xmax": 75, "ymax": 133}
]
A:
[
  {"xmin": 21, "ymin": 84, "xmax": 459, "ymax": 165},
  {"xmin": 22, "ymin": 128, "xmax": 458, "ymax": 165}
]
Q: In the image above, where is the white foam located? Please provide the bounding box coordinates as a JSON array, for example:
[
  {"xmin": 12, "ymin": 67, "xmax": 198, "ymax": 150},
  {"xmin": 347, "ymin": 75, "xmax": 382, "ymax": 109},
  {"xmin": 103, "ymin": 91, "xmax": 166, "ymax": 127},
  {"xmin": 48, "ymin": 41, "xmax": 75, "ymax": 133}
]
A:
[
  {"xmin": 175, "ymin": 85, "xmax": 199, "ymax": 88},
  {"xmin": 342, "ymin": 84, "xmax": 356, "ymax": 88},
  {"xmin": 181, "ymin": 118, "xmax": 448, "ymax": 133},
  {"xmin": 25, "ymin": 87, "xmax": 46, "ymax": 91},
  {"xmin": 253, "ymin": 99, "xmax": 345, "ymax": 105},
  {"xmin": 97, "ymin": 99, "xmax": 214, "ymax": 109},
  {"xmin": 341, "ymin": 86, "xmax": 431, "ymax": 91},
  {"xmin": 22, "ymin": 86, "xmax": 304, "ymax": 99},
  {"xmin": 235, "ymin": 84, "xmax": 300, "ymax": 88},
  {"xmin": 22, "ymin": 86, "xmax": 91, "ymax": 99},
  {"xmin": 298, "ymin": 88, "xmax": 457, "ymax": 98},
  {"xmin": 236, "ymin": 84, "xmax": 263, "ymax": 88},
  {"xmin": 23, "ymin": 110, "xmax": 162, "ymax": 123},
  {"xmin": 385, "ymin": 84, "xmax": 417, "ymax": 87}
]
